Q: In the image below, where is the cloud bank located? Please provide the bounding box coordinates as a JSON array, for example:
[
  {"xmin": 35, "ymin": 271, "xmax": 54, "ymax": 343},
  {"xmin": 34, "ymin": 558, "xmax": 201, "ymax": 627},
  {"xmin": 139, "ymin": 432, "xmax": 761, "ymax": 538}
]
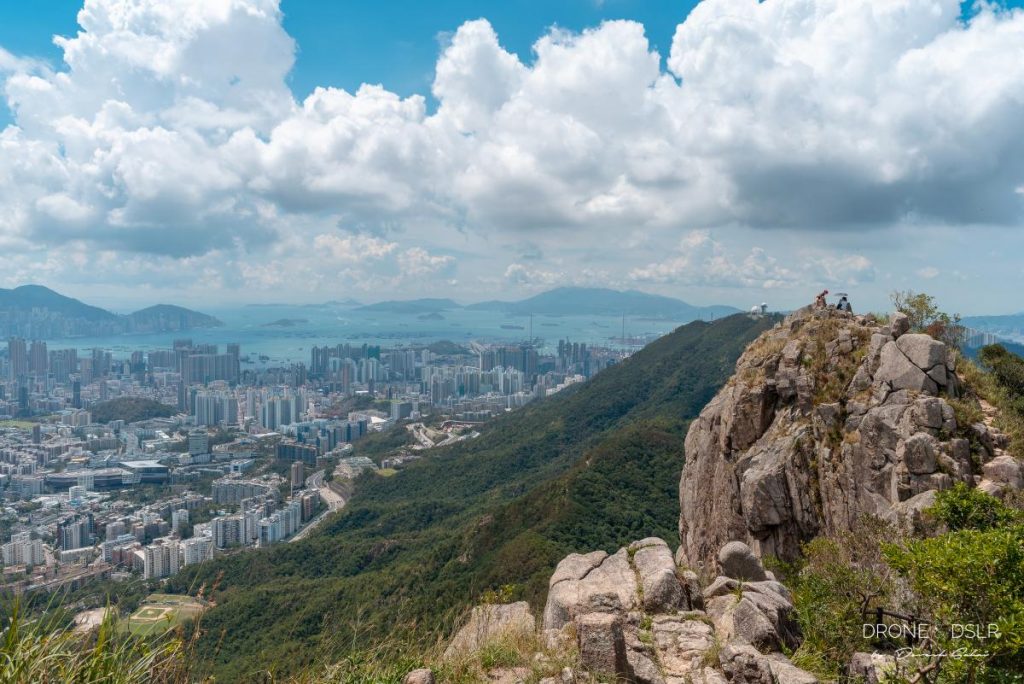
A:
[{"xmin": 1, "ymin": 0, "xmax": 1022, "ymax": 306}]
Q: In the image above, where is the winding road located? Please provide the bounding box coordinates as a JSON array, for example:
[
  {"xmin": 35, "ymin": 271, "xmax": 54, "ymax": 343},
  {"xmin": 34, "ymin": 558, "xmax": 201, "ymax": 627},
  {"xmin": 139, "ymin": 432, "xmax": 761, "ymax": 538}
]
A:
[{"xmin": 289, "ymin": 469, "xmax": 346, "ymax": 542}]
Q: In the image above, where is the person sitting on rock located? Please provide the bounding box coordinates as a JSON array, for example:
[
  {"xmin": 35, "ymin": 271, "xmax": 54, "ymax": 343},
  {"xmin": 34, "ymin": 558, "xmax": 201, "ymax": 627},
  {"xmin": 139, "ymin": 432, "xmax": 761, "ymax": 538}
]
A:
[
  {"xmin": 837, "ymin": 295, "xmax": 850, "ymax": 312},
  {"xmin": 814, "ymin": 289, "xmax": 829, "ymax": 309}
]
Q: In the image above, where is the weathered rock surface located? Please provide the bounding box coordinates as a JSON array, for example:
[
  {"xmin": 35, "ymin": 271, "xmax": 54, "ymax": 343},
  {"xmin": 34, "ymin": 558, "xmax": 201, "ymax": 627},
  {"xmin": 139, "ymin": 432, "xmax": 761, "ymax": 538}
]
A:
[
  {"xmin": 444, "ymin": 601, "xmax": 536, "ymax": 660},
  {"xmin": 652, "ymin": 614, "xmax": 715, "ymax": 679},
  {"xmin": 890, "ymin": 312, "xmax": 911, "ymax": 338},
  {"xmin": 705, "ymin": 581, "xmax": 800, "ymax": 653},
  {"xmin": 544, "ymin": 549, "xmax": 637, "ymax": 632},
  {"xmin": 720, "ymin": 643, "xmax": 819, "ymax": 684},
  {"xmin": 631, "ymin": 538, "xmax": 684, "ymax": 613},
  {"xmin": 981, "ymin": 454, "xmax": 1024, "ymax": 492},
  {"xmin": 541, "ymin": 539, "xmax": 816, "ymax": 684},
  {"xmin": 679, "ymin": 307, "xmax": 1016, "ymax": 568},
  {"xmin": 576, "ymin": 612, "xmax": 628, "ymax": 678}
]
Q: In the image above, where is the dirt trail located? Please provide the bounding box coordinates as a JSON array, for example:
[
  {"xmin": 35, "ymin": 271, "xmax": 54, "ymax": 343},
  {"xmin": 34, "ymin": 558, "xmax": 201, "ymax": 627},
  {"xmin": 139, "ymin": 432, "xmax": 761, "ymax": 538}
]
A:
[{"xmin": 978, "ymin": 399, "xmax": 1010, "ymax": 459}]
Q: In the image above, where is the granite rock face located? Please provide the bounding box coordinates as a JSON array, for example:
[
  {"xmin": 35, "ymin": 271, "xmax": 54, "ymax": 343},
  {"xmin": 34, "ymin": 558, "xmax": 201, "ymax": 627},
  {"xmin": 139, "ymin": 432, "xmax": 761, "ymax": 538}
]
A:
[{"xmin": 678, "ymin": 307, "xmax": 1016, "ymax": 569}]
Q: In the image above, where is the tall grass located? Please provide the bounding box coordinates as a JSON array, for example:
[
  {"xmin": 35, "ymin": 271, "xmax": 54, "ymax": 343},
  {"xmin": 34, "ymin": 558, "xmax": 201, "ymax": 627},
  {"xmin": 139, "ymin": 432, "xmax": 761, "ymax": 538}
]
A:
[
  {"xmin": 0, "ymin": 599, "xmax": 195, "ymax": 683},
  {"xmin": 273, "ymin": 603, "xmax": 580, "ymax": 684},
  {"xmin": 2, "ymin": 594, "xmax": 577, "ymax": 684}
]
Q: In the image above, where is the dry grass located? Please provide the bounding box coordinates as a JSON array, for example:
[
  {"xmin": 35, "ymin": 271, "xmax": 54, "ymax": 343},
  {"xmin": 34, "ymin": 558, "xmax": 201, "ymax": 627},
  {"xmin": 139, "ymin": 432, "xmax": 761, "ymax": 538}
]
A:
[
  {"xmin": 797, "ymin": 317, "xmax": 870, "ymax": 407},
  {"xmin": 738, "ymin": 334, "xmax": 788, "ymax": 384}
]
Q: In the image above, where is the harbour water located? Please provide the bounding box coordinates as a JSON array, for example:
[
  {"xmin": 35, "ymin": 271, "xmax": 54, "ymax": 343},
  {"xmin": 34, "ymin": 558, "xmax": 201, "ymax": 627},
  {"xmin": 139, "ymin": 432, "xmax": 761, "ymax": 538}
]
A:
[{"xmin": 41, "ymin": 304, "xmax": 706, "ymax": 364}]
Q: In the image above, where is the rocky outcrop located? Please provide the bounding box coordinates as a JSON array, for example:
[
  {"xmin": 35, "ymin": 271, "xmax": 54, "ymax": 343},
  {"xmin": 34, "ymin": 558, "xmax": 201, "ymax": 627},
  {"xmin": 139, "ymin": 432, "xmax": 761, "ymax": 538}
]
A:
[
  {"xmin": 424, "ymin": 539, "xmax": 817, "ymax": 682},
  {"xmin": 541, "ymin": 538, "xmax": 818, "ymax": 684},
  {"xmin": 678, "ymin": 307, "xmax": 1019, "ymax": 568}
]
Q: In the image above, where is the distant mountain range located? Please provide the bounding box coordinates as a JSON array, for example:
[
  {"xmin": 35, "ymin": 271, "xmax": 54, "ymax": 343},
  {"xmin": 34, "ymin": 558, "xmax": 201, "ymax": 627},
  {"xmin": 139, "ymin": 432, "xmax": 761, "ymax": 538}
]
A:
[
  {"xmin": 357, "ymin": 287, "xmax": 739, "ymax": 319},
  {"xmin": 0, "ymin": 285, "xmax": 222, "ymax": 339},
  {"xmin": 468, "ymin": 287, "xmax": 739, "ymax": 318},
  {"xmin": 0, "ymin": 284, "xmax": 737, "ymax": 340}
]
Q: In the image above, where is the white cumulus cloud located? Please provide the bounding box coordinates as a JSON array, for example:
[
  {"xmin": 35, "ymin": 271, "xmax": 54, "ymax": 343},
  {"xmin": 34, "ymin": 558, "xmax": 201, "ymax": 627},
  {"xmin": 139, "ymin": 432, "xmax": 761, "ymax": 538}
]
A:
[{"xmin": 0, "ymin": 0, "xmax": 1022, "ymax": 304}]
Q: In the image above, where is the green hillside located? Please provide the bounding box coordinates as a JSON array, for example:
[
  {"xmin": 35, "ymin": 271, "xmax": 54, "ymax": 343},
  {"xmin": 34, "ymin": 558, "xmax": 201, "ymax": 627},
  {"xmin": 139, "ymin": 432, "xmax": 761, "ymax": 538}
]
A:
[
  {"xmin": 90, "ymin": 397, "xmax": 176, "ymax": 424},
  {"xmin": 168, "ymin": 313, "xmax": 777, "ymax": 680}
]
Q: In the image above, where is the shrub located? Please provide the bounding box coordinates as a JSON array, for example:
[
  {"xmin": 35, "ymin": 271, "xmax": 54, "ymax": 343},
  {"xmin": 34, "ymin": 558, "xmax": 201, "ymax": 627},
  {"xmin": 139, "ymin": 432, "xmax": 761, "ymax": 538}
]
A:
[
  {"xmin": 890, "ymin": 290, "xmax": 965, "ymax": 349},
  {"xmin": 786, "ymin": 517, "xmax": 900, "ymax": 678},
  {"xmin": 884, "ymin": 525, "xmax": 1024, "ymax": 683},
  {"xmin": 928, "ymin": 483, "xmax": 1022, "ymax": 532}
]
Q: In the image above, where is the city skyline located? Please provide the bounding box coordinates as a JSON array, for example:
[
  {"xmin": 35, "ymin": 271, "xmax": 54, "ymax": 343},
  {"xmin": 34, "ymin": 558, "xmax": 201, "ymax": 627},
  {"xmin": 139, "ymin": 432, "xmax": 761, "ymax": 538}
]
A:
[{"xmin": 0, "ymin": 1, "xmax": 1022, "ymax": 314}]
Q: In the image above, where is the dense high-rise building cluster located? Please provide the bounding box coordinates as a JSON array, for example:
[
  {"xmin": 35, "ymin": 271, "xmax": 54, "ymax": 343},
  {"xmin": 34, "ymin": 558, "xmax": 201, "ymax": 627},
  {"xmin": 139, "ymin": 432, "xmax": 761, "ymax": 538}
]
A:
[{"xmin": 0, "ymin": 329, "xmax": 625, "ymax": 597}]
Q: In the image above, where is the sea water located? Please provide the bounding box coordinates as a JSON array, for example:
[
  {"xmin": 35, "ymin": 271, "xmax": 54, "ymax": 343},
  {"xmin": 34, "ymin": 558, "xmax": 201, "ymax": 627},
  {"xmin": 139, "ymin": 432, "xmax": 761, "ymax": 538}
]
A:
[{"xmin": 41, "ymin": 304, "xmax": 694, "ymax": 364}]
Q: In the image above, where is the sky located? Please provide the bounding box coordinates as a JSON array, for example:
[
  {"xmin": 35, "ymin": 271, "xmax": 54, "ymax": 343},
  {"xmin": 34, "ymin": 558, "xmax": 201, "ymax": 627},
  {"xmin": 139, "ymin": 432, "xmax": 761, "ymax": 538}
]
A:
[{"xmin": 0, "ymin": 0, "xmax": 1023, "ymax": 314}]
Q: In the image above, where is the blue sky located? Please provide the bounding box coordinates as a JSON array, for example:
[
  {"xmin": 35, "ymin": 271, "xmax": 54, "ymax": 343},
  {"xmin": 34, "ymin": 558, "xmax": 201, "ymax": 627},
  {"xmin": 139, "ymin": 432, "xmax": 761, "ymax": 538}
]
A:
[
  {"xmin": 0, "ymin": 0, "xmax": 702, "ymax": 126},
  {"xmin": 0, "ymin": 0, "xmax": 1023, "ymax": 312},
  {"xmin": 4, "ymin": 0, "xmax": 1018, "ymax": 110}
]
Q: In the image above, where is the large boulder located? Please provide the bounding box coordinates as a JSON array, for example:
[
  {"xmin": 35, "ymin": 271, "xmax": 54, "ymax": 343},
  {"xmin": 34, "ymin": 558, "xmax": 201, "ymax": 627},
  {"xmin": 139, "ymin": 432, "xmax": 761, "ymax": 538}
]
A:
[
  {"xmin": 982, "ymin": 455, "xmax": 1024, "ymax": 489},
  {"xmin": 890, "ymin": 312, "xmax": 910, "ymax": 338},
  {"xmin": 704, "ymin": 578, "xmax": 800, "ymax": 653},
  {"xmin": 875, "ymin": 342, "xmax": 938, "ymax": 394},
  {"xmin": 718, "ymin": 541, "xmax": 768, "ymax": 582},
  {"xmin": 444, "ymin": 602, "xmax": 535, "ymax": 660},
  {"xmin": 543, "ymin": 549, "xmax": 637, "ymax": 632},
  {"xmin": 895, "ymin": 334, "xmax": 948, "ymax": 375},
  {"xmin": 898, "ymin": 433, "xmax": 939, "ymax": 475}
]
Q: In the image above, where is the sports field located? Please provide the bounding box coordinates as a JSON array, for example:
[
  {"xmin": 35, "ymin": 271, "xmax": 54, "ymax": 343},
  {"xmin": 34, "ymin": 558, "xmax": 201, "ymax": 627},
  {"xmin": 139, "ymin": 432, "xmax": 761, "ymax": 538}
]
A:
[{"xmin": 123, "ymin": 593, "xmax": 206, "ymax": 636}]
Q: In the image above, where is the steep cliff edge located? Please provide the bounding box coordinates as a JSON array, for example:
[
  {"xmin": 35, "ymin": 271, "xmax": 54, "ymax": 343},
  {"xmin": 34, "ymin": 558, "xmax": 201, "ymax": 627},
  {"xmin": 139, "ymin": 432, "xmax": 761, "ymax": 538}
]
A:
[{"xmin": 678, "ymin": 307, "xmax": 1022, "ymax": 568}]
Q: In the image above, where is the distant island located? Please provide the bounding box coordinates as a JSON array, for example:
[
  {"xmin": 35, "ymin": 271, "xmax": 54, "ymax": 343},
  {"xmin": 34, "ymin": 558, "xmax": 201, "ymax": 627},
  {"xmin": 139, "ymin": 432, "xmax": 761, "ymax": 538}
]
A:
[
  {"xmin": 358, "ymin": 298, "xmax": 460, "ymax": 314},
  {"xmin": 262, "ymin": 318, "xmax": 310, "ymax": 327},
  {"xmin": 126, "ymin": 304, "xmax": 223, "ymax": 333},
  {"xmin": 417, "ymin": 312, "xmax": 445, "ymax": 321},
  {"xmin": 0, "ymin": 285, "xmax": 222, "ymax": 338}
]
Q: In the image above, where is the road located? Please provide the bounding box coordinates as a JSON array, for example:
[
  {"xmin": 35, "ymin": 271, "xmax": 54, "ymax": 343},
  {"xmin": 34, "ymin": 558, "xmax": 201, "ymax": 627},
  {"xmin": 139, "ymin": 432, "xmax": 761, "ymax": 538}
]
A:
[{"xmin": 289, "ymin": 469, "xmax": 346, "ymax": 542}]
